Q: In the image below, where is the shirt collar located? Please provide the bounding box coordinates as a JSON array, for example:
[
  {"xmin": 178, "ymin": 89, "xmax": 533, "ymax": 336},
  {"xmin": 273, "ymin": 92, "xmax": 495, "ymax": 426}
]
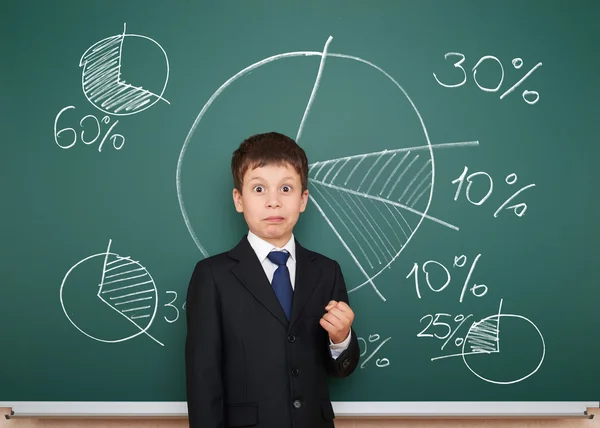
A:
[{"xmin": 247, "ymin": 230, "xmax": 296, "ymax": 263}]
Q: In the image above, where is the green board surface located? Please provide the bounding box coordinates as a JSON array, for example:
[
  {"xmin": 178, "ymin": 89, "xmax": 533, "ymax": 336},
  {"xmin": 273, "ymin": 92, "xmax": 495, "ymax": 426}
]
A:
[{"xmin": 1, "ymin": 0, "xmax": 599, "ymax": 405}]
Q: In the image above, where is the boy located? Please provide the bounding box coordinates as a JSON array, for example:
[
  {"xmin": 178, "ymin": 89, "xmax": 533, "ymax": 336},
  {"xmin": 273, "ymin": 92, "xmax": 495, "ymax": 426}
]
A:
[{"xmin": 185, "ymin": 132, "xmax": 360, "ymax": 428}]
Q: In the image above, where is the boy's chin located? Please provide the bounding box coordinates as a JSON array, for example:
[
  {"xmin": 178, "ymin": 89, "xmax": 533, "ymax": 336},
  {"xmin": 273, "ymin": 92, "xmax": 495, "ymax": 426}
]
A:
[{"xmin": 253, "ymin": 227, "xmax": 293, "ymax": 242}]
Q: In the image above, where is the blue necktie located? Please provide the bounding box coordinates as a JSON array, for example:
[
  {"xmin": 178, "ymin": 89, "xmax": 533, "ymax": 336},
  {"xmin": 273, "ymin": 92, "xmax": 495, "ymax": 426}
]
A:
[{"xmin": 267, "ymin": 251, "xmax": 293, "ymax": 320}]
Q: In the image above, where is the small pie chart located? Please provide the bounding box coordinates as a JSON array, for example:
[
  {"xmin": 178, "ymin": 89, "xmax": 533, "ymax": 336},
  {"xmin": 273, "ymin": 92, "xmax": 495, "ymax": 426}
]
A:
[
  {"xmin": 461, "ymin": 305, "xmax": 545, "ymax": 384},
  {"xmin": 59, "ymin": 240, "xmax": 162, "ymax": 346},
  {"xmin": 79, "ymin": 23, "xmax": 170, "ymax": 116}
]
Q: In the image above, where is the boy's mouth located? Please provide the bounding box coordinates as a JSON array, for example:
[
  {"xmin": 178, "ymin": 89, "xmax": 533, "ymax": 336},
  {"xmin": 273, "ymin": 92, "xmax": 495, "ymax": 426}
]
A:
[{"xmin": 265, "ymin": 216, "xmax": 284, "ymax": 223}]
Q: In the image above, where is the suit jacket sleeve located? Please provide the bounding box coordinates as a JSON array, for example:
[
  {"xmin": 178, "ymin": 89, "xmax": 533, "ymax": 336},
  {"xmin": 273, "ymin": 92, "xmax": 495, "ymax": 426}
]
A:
[
  {"xmin": 185, "ymin": 260, "xmax": 224, "ymax": 428},
  {"xmin": 325, "ymin": 260, "xmax": 361, "ymax": 378}
]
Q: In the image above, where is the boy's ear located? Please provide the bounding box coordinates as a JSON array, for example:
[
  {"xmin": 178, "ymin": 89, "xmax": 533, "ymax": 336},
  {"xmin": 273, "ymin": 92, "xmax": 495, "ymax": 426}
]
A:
[
  {"xmin": 232, "ymin": 188, "xmax": 243, "ymax": 213},
  {"xmin": 299, "ymin": 189, "xmax": 309, "ymax": 212}
]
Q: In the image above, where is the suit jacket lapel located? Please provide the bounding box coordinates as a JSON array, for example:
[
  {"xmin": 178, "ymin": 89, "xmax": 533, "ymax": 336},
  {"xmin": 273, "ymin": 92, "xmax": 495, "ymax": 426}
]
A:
[
  {"xmin": 229, "ymin": 236, "xmax": 289, "ymax": 328},
  {"xmin": 290, "ymin": 239, "xmax": 321, "ymax": 329}
]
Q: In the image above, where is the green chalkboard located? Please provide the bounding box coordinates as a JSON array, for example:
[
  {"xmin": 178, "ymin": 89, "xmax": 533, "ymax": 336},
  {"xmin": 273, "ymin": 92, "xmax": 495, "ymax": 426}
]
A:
[{"xmin": 1, "ymin": 0, "xmax": 599, "ymax": 415}]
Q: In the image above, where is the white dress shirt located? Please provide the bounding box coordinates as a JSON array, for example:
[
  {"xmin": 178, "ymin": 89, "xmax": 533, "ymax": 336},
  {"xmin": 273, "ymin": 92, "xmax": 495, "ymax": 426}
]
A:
[{"xmin": 246, "ymin": 231, "xmax": 351, "ymax": 359}]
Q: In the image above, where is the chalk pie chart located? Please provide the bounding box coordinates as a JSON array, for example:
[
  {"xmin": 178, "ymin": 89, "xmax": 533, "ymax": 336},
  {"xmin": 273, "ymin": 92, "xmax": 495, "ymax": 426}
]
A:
[
  {"xmin": 60, "ymin": 242, "xmax": 159, "ymax": 344},
  {"xmin": 79, "ymin": 24, "xmax": 170, "ymax": 116},
  {"xmin": 460, "ymin": 312, "xmax": 546, "ymax": 385},
  {"xmin": 178, "ymin": 47, "xmax": 434, "ymax": 296}
]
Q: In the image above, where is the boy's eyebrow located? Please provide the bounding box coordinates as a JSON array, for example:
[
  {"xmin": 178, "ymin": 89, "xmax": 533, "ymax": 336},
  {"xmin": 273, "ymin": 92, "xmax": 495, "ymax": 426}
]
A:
[{"xmin": 247, "ymin": 176, "xmax": 297, "ymax": 182}]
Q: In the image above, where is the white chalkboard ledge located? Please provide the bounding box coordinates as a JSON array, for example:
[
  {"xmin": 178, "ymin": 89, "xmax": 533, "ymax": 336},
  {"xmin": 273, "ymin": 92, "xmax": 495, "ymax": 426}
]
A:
[{"xmin": 1, "ymin": 402, "xmax": 598, "ymax": 419}]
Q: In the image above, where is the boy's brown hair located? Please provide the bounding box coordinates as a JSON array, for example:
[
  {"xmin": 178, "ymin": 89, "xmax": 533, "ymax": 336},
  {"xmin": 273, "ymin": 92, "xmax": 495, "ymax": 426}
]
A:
[{"xmin": 231, "ymin": 132, "xmax": 309, "ymax": 193}]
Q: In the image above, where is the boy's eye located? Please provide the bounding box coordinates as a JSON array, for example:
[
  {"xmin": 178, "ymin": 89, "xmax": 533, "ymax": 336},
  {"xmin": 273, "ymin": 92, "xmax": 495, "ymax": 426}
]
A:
[
  {"xmin": 253, "ymin": 185, "xmax": 265, "ymax": 193},
  {"xmin": 281, "ymin": 185, "xmax": 292, "ymax": 192}
]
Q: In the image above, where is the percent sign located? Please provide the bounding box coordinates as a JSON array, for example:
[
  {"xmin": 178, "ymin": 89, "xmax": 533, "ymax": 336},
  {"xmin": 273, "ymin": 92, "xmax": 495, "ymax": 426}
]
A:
[
  {"xmin": 442, "ymin": 314, "xmax": 473, "ymax": 350},
  {"xmin": 452, "ymin": 166, "xmax": 536, "ymax": 218},
  {"xmin": 54, "ymin": 105, "xmax": 126, "ymax": 152},
  {"xmin": 408, "ymin": 254, "xmax": 488, "ymax": 303},
  {"xmin": 358, "ymin": 334, "xmax": 391, "ymax": 369},
  {"xmin": 434, "ymin": 52, "xmax": 542, "ymax": 105},
  {"xmin": 498, "ymin": 58, "xmax": 542, "ymax": 104}
]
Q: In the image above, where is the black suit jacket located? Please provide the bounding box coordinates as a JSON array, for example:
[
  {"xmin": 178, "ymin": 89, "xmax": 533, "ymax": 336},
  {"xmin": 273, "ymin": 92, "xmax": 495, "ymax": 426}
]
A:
[{"xmin": 185, "ymin": 235, "xmax": 360, "ymax": 428}]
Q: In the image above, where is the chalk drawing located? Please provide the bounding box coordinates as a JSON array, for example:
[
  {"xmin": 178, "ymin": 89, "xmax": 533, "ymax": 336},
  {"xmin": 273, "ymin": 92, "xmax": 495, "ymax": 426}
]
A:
[
  {"xmin": 79, "ymin": 23, "xmax": 170, "ymax": 115},
  {"xmin": 60, "ymin": 239, "xmax": 163, "ymax": 346}
]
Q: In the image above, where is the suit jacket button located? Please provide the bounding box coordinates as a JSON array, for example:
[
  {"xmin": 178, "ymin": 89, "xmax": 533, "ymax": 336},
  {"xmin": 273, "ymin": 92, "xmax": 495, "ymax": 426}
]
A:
[
  {"xmin": 342, "ymin": 358, "xmax": 350, "ymax": 368},
  {"xmin": 293, "ymin": 400, "xmax": 302, "ymax": 409},
  {"xmin": 287, "ymin": 334, "xmax": 296, "ymax": 343},
  {"xmin": 291, "ymin": 368, "xmax": 300, "ymax": 376}
]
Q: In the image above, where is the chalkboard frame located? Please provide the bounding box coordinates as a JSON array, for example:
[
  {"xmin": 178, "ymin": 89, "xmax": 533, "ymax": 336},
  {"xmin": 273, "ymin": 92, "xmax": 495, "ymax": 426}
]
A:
[{"xmin": 2, "ymin": 401, "xmax": 598, "ymax": 418}]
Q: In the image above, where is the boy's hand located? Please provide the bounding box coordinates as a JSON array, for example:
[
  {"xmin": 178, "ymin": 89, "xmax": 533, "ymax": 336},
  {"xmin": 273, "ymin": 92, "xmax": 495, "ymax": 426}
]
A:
[{"xmin": 320, "ymin": 300, "xmax": 354, "ymax": 344}]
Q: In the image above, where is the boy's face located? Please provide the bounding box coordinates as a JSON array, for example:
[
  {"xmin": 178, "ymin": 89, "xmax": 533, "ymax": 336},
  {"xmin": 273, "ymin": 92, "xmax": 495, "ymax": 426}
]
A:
[{"xmin": 233, "ymin": 163, "xmax": 308, "ymax": 248}]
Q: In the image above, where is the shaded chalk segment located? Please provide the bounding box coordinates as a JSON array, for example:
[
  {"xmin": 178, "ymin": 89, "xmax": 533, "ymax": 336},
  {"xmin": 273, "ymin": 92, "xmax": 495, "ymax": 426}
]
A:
[
  {"xmin": 98, "ymin": 257, "xmax": 156, "ymax": 326},
  {"xmin": 309, "ymin": 149, "xmax": 431, "ymax": 269},
  {"xmin": 466, "ymin": 313, "xmax": 501, "ymax": 354},
  {"xmin": 96, "ymin": 240, "xmax": 160, "ymax": 345},
  {"xmin": 308, "ymin": 141, "xmax": 479, "ymax": 299},
  {"xmin": 79, "ymin": 23, "xmax": 170, "ymax": 116}
]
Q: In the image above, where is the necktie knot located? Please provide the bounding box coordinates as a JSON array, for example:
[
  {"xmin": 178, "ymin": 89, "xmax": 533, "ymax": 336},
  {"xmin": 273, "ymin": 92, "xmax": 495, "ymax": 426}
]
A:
[{"xmin": 267, "ymin": 251, "xmax": 289, "ymax": 267}]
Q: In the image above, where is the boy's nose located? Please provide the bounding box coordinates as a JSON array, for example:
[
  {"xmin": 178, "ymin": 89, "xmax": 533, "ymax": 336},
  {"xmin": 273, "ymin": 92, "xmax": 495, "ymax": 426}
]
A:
[{"xmin": 266, "ymin": 198, "xmax": 281, "ymax": 208}]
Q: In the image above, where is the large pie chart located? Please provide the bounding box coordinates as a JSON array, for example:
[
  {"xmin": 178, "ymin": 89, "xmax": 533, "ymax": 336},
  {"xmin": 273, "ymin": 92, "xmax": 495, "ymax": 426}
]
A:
[{"xmin": 177, "ymin": 41, "xmax": 434, "ymax": 301}]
